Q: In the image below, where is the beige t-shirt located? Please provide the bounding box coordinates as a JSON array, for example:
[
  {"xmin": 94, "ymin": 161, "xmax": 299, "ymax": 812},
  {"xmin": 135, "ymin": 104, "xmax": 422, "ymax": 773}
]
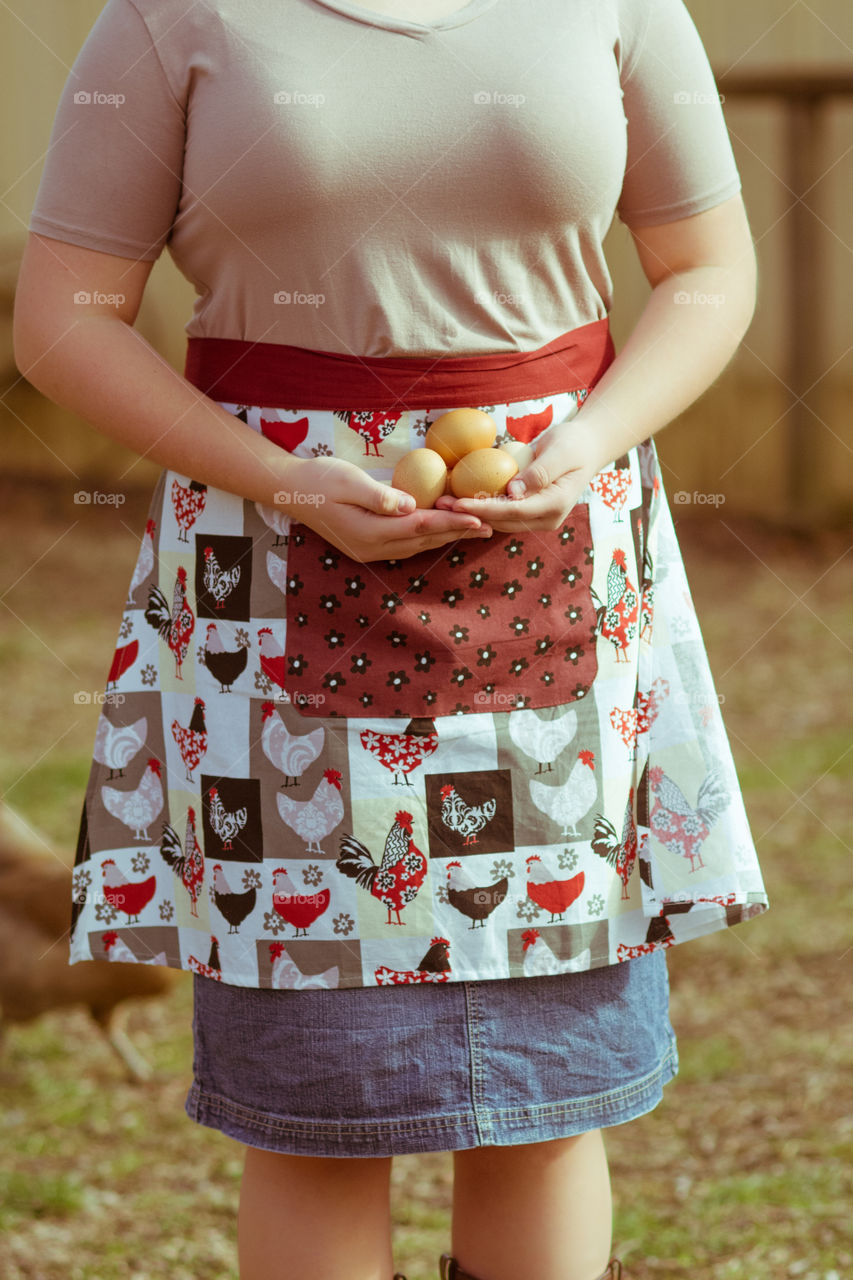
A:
[{"xmin": 29, "ymin": 0, "xmax": 741, "ymax": 358}]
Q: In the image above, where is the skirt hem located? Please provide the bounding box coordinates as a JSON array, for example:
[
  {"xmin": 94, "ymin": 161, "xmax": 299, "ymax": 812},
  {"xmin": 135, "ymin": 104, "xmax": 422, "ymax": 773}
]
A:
[{"xmin": 183, "ymin": 1038, "xmax": 679, "ymax": 1157}]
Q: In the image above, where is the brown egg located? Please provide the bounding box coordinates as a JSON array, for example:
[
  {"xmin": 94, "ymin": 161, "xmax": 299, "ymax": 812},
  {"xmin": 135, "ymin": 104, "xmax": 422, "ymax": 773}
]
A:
[
  {"xmin": 391, "ymin": 448, "xmax": 448, "ymax": 509},
  {"xmin": 450, "ymin": 447, "xmax": 519, "ymax": 499},
  {"xmin": 425, "ymin": 408, "xmax": 497, "ymax": 467}
]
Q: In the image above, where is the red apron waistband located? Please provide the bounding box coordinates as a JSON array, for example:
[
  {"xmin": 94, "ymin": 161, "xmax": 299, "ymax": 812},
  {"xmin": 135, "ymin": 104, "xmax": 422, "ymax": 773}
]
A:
[{"xmin": 183, "ymin": 318, "xmax": 614, "ymax": 410}]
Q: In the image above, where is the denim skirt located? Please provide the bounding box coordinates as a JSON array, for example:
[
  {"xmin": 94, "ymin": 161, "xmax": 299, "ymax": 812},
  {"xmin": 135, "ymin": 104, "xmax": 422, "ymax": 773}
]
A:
[{"xmin": 184, "ymin": 948, "xmax": 678, "ymax": 1157}]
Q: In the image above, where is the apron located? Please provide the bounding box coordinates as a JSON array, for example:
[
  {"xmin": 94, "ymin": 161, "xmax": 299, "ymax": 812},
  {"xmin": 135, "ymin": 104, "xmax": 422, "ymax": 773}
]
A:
[{"xmin": 69, "ymin": 319, "xmax": 768, "ymax": 989}]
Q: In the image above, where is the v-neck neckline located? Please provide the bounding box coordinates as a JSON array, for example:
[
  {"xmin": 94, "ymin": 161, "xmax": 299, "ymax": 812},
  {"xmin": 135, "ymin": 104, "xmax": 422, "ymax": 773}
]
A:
[{"xmin": 311, "ymin": 0, "xmax": 499, "ymax": 35}]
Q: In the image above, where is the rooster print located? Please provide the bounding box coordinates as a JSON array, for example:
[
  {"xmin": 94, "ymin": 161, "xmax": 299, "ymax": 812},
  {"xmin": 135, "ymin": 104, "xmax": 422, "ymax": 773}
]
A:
[
  {"xmin": 337, "ymin": 811, "xmax": 427, "ymax": 925},
  {"xmin": 145, "ymin": 567, "xmax": 195, "ymax": 679},
  {"xmin": 101, "ymin": 858, "xmax": 157, "ymax": 924},
  {"xmin": 262, "ymin": 701, "xmax": 324, "ymax": 787},
  {"xmin": 529, "ymin": 749, "xmax": 597, "ymax": 840},
  {"xmin": 207, "ymin": 785, "xmax": 248, "ymax": 852},
  {"xmin": 202, "ymin": 623, "xmax": 248, "ymax": 693},
  {"xmin": 525, "ymin": 853, "xmax": 585, "ymax": 922},
  {"xmin": 648, "ymin": 765, "xmax": 729, "ymax": 873},
  {"xmin": 269, "ymin": 940, "xmax": 338, "ymax": 988},
  {"xmin": 126, "ymin": 519, "xmax": 156, "ymax": 606},
  {"xmin": 202, "ymin": 545, "xmax": 241, "ymax": 611},
  {"xmin": 440, "ymin": 783, "xmax": 496, "ymax": 846},
  {"xmin": 171, "ymin": 697, "xmax": 207, "ymax": 782},
  {"xmin": 589, "ymin": 456, "xmax": 631, "ymax": 522},
  {"xmin": 592, "ymin": 549, "xmax": 639, "ymax": 663},
  {"xmin": 94, "ymin": 714, "xmax": 147, "ymax": 780},
  {"xmin": 106, "ymin": 639, "xmax": 138, "ymax": 692},
  {"xmin": 171, "ymin": 478, "xmax": 207, "ymax": 542},
  {"xmin": 277, "ymin": 767, "xmax": 344, "ymax": 853},
  {"xmin": 101, "ymin": 758, "xmax": 164, "ymax": 842},
  {"xmin": 335, "ymin": 408, "xmax": 402, "ymax": 457},
  {"xmin": 609, "ymin": 677, "xmax": 670, "ymax": 760},
  {"xmin": 591, "ymin": 788, "xmax": 638, "ymax": 899},
  {"xmin": 359, "ymin": 719, "xmax": 439, "ymax": 786},
  {"xmin": 375, "ymin": 936, "xmax": 451, "ymax": 985},
  {"xmin": 159, "ymin": 808, "xmax": 205, "ymax": 917},
  {"xmin": 271, "ymin": 866, "xmax": 330, "ymax": 937},
  {"xmin": 445, "ymin": 860, "xmax": 508, "ymax": 929}
]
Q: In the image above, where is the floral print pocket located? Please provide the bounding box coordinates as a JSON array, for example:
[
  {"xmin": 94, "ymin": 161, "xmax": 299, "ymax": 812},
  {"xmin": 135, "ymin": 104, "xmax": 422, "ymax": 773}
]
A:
[{"xmin": 281, "ymin": 509, "xmax": 598, "ymax": 718}]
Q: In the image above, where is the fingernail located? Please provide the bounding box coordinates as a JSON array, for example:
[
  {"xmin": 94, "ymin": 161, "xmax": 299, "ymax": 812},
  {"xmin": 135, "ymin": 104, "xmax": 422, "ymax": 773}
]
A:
[
  {"xmin": 509, "ymin": 479, "xmax": 526, "ymax": 499},
  {"xmin": 397, "ymin": 494, "xmax": 415, "ymax": 512}
]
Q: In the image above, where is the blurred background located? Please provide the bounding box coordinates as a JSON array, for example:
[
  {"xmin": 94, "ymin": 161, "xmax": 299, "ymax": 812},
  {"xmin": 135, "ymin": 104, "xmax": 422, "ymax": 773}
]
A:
[{"xmin": 1, "ymin": 3, "xmax": 851, "ymax": 1280}]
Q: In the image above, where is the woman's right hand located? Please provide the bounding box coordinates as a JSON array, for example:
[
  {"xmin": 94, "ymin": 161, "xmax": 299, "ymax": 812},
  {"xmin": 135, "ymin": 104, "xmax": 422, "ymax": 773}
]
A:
[{"xmin": 283, "ymin": 456, "xmax": 493, "ymax": 563}]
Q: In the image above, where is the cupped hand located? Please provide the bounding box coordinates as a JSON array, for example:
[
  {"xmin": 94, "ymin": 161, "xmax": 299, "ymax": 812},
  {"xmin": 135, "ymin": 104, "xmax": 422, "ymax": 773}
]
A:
[
  {"xmin": 434, "ymin": 418, "xmax": 608, "ymax": 532},
  {"xmin": 284, "ymin": 455, "xmax": 493, "ymax": 563}
]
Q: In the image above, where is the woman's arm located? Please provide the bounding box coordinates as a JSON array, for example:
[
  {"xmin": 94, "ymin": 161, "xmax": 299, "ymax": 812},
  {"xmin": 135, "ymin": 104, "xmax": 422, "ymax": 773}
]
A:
[
  {"xmin": 439, "ymin": 193, "xmax": 758, "ymax": 526},
  {"xmin": 13, "ymin": 234, "xmax": 494, "ymax": 558}
]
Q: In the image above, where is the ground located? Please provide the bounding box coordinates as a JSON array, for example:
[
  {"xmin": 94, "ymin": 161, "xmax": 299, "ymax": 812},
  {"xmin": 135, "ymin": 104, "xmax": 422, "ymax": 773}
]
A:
[{"xmin": 1, "ymin": 478, "xmax": 851, "ymax": 1280}]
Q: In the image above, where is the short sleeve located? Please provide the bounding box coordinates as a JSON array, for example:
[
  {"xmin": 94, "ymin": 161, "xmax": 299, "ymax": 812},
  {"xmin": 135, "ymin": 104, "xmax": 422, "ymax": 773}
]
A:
[
  {"xmin": 615, "ymin": 0, "xmax": 742, "ymax": 228},
  {"xmin": 28, "ymin": 0, "xmax": 185, "ymax": 262}
]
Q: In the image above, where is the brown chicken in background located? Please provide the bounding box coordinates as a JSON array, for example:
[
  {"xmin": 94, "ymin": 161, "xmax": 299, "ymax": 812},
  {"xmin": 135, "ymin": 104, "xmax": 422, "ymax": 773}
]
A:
[{"xmin": 0, "ymin": 801, "xmax": 181, "ymax": 1081}]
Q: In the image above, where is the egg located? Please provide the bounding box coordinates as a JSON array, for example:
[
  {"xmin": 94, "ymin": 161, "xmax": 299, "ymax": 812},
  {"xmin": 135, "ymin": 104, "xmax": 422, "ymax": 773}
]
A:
[
  {"xmin": 500, "ymin": 439, "xmax": 535, "ymax": 470},
  {"xmin": 391, "ymin": 448, "xmax": 448, "ymax": 509},
  {"xmin": 450, "ymin": 447, "xmax": 519, "ymax": 499},
  {"xmin": 425, "ymin": 408, "xmax": 497, "ymax": 466}
]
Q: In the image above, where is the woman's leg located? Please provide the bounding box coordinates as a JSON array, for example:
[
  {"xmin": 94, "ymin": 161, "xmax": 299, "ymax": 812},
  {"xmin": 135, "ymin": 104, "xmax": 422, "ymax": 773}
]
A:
[
  {"xmin": 450, "ymin": 1129, "xmax": 613, "ymax": 1280},
  {"xmin": 237, "ymin": 1146, "xmax": 396, "ymax": 1280}
]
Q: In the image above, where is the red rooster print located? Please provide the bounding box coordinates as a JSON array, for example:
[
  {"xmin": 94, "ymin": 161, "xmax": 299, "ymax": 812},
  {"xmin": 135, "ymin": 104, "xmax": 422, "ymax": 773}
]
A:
[
  {"xmin": 609, "ymin": 677, "xmax": 670, "ymax": 759},
  {"xmin": 260, "ymin": 415, "xmax": 309, "ymax": 452},
  {"xmin": 257, "ymin": 626, "xmax": 285, "ymax": 691},
  {"xmin": 648, "ymin": 765, "xmax": 729, "ymax": 873},
  {"xmin": 359, "ymin": 720, "xmax": 439, "ymax": 786},
  {"xmin": 591, "ymin": 788, "xmax": 638, "ymax": 899},
  {"xmin": 592, "ymin": 549, "xmax": 639, "ymax": 663},
  {"xmin": 375, "ymin": 936, "xmax": 452, "ymax": 985},
  {"xmin": 589, "ymin": 456, "xmax": 631, "ymax": 522},
  {"xmin": 145, "ymin": 567, "xmax": 195, "ymax": 679},
  {"xmin": 525, "ymin": 853, "xmax": 585, "ymax": 923},
  {"xmin": 106, "ymin": 639, "xmax": 139, "ymax": 691},
  {"xmin": 171, "ymin": 478, "xmax": 207, "ymax": 543},
  {"xmin": 171, "ymin": 697, "xmax": 207, "ymax": 782},
  {"xmin": 188, "ymin": 935, "xmax": 222, "ymax": 980},
  {"xmin": 271, "ymin": 866, "xmax": 330, "ymax": 938},
  {"xmin": 506, "ymin": 404, "xmax": 553, "ymax": 443},
  {"xmin": 336, "ymin": 811, "xmax": 427, "ymax": 925},
  {"xmin": 159, "ymin": 807, "xmax": 205, "ymax": 917},
  {"xmin": 101, "ymin": 858, "xmax": 157, "ymax": 924},
  {"xmin": 335, "ymin": 408, "xmax": 402, "ymax": 457}
]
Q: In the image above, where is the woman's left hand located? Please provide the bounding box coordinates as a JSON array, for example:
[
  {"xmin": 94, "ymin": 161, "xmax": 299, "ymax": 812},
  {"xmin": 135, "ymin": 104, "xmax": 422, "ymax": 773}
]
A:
[{"xmin": 434, "ymin": 417, "xmax": 610, "ymax": 533}]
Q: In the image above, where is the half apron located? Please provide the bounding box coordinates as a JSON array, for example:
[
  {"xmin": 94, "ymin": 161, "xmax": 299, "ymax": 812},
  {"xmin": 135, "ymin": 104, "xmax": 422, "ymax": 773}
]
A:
[{"xmin": 69, "ymin": 317, "xmax": 769, "ymax": 990}]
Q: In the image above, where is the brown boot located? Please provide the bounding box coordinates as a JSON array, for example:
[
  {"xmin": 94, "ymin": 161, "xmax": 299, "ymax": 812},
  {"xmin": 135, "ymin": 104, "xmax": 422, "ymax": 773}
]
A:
[{"xmin": 439, "ymin": 1254, "xmax": 623, "ymax": 1280}]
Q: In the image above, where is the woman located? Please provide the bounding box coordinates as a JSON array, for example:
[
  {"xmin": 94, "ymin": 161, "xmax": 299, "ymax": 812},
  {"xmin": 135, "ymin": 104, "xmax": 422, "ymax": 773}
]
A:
[{"xmin": 14, "ymin": 0, "xmax": 768, "ymax": 1277}]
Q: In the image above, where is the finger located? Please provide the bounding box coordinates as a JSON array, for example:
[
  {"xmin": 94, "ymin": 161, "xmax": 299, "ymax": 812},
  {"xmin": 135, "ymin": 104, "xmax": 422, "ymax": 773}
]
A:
[
  {"xmin": 382, "ymin": 525, "xmax": 493, "ymax": 558},
  {"xmin": 343, "ymin": 473, "xmax": 418, "ymax": 516}
]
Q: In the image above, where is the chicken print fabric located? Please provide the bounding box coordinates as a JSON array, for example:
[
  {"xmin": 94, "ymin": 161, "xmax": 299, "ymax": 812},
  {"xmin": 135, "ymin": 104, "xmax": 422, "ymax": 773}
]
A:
[{"xmin": 69, "ymin": 388, "xmax": 768, "ymax": 989}]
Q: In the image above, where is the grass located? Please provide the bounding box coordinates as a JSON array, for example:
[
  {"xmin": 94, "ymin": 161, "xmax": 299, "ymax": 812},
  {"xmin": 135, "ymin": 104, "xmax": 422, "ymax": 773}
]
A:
[{"xmin": 1, "ymin": 478, "xmax": 852, "ymax": 1279}]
